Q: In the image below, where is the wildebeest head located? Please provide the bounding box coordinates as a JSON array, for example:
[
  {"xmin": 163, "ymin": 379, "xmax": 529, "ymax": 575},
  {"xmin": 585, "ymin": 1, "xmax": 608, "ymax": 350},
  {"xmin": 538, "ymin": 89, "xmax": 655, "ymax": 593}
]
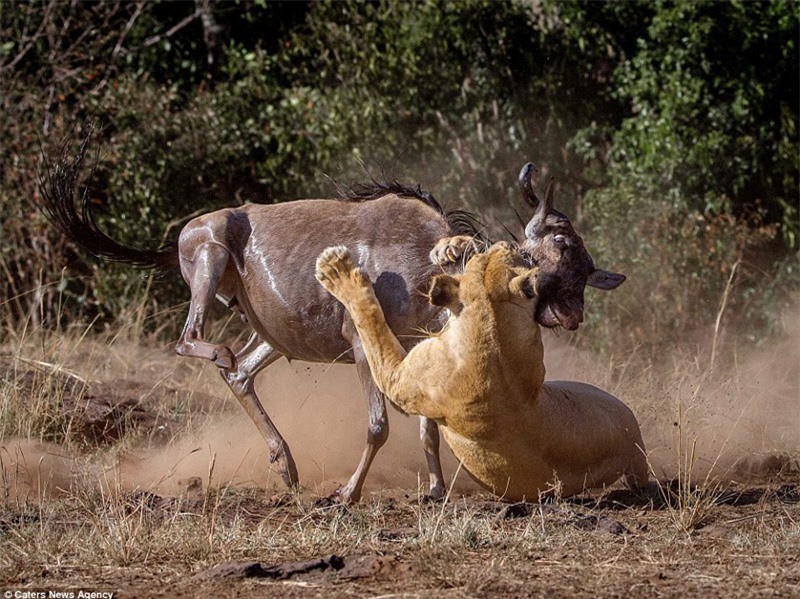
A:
[{"xmin": 516, "ymin": 163, "xmax": 624, "ymax": 331}]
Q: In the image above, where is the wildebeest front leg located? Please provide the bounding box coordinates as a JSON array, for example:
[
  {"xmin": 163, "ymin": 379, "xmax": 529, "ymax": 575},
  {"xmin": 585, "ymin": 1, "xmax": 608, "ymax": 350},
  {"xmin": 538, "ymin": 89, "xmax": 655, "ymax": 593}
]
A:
[
  {"xmin": 331, "ymin": 343, "xmax": 389, "ymax": 505},
  {"xmin": 221, "ymin": 332, "xmax": 299, "ymax": 489},
  {"xmin": 420, "ymin": 417, "xmax": 445, "ymax": 499}
]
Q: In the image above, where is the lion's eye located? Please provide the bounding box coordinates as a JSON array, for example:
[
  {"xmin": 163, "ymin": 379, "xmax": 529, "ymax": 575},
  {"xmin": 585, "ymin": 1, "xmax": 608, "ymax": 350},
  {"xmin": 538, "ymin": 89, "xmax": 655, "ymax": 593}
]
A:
[{"xmin": 522, "ymin": 279, "xmax": 536, "ymax": 299}]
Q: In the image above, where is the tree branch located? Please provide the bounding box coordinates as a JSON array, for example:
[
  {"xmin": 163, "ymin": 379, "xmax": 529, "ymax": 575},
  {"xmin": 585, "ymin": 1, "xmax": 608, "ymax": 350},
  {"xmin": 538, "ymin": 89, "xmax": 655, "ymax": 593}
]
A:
[{"xmin": 142, "ymin": 9, "xmax": 201, "ymax": 48}]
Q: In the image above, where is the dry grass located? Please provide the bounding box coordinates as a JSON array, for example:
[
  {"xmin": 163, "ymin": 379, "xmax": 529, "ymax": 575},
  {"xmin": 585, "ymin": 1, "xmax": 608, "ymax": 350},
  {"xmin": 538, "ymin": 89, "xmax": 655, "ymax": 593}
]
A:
[
  {"xmin": 0, "ymin": 297, "xmax": 798, "ymax": 596},
  {"xmin": 1, "ymin": 481, "xmax": 798, "ymax": 597}
]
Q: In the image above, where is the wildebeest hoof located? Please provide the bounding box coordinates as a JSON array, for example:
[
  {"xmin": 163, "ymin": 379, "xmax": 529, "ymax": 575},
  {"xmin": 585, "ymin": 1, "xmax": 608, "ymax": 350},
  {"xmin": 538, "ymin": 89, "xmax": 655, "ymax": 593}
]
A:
[
  {"xmin": 314, "ymin": 486, "xmax": 357, "ymax": 508},
  {"xmin": 312, "ymin": 494, "xmax": 339, "ymax": 509},
  {"xmin": 265, "ymin": 492, "xmax": 297, "ymax": 508},
  {"xmin": 426, "ymin": 484, "xmax": 446, "ymax": 502},
  {"xmin": 213, "ymin": 347, "xmax": 237, "ymax": 370},
  {"xmin": 420, "ymin": 488, "xmax": 447, "ymax": 503},
  {"xmin": 270, "ymin": 448, "xmax": 299, "ymax": 489}
]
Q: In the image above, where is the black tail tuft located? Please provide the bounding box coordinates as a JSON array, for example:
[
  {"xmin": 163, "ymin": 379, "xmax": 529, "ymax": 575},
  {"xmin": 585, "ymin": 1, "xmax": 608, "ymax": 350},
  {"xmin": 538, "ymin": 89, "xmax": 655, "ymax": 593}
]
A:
[{"xmin": 37, "ymin": 125, "xmax": 178, "ymax": 271}]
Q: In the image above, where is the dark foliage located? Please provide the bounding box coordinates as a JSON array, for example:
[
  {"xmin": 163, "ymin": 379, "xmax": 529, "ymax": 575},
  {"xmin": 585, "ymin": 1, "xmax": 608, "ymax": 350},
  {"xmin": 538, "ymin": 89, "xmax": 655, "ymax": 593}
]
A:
[{"xmin": 1, "ymin": 0, "xmax": 797, "ymax": 355}]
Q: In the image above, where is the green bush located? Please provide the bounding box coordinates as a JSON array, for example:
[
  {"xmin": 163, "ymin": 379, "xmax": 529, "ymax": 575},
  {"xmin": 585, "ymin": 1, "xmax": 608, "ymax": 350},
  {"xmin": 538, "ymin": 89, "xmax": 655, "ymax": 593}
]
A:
[
  {"xmin": 0, "ymin": 0, "xmax": 797, "ymax": 357},
  {"xmin": 581, "ymin": 185, "xmax": 794, "ymax": 365},
  {"xmin": 605, "ymin": 0, "xmax": 799, "ymax": 248}
]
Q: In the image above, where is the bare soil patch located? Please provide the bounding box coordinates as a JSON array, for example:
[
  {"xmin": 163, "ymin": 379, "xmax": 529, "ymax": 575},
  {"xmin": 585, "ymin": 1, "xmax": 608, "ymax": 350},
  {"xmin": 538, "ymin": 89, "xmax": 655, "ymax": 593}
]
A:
[
  {"xmin": 1, "ymin": 357, "xmax": 798, "ymax": 598},
  {"xmin": 1, "ymin": 474, "xmax": 797, "ymax": 597}
]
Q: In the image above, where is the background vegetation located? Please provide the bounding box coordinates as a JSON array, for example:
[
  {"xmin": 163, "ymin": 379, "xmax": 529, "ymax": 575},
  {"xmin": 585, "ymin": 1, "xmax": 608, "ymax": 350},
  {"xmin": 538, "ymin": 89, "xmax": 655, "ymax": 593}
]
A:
[{"xmin": 1, "ymin": 0, "xmax": 797, "ymax": 364}]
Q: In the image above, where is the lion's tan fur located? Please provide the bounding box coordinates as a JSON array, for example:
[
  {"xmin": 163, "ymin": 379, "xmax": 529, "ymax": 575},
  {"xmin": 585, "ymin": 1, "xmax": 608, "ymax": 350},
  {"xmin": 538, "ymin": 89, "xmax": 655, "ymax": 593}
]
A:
[{"xmin": 316, "ymin": 243, "xmax": 648, "ymax": 501}]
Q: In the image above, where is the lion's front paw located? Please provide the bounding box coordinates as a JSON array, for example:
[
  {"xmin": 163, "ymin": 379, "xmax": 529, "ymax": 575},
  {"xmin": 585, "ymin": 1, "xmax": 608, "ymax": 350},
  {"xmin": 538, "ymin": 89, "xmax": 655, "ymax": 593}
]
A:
[
  {"xmin": 430, "ymin": 235, "xmax": 477, "ymax": 267},
  {"xmin": 315, "ymin": 245, "xmax": 370, "ymax": 300}
]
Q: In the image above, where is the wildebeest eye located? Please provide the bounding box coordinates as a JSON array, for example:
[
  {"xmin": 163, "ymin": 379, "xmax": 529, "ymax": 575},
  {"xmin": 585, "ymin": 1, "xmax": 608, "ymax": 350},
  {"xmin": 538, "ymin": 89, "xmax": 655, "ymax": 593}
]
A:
[{"xmin": 553, "ymin": 234, "xmax": 566, "ymax": 244}]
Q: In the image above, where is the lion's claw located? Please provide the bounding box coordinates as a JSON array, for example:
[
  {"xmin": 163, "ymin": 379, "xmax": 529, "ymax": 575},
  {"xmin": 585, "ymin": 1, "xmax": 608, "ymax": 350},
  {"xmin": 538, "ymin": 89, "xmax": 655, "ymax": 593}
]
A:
[
  {"xmin": 430, "ymin": 235, "xmax": 478, "ymax": 267},
  {"xmin": 315, "ymin": 245, "xmax": 370, "ymax": 300}
]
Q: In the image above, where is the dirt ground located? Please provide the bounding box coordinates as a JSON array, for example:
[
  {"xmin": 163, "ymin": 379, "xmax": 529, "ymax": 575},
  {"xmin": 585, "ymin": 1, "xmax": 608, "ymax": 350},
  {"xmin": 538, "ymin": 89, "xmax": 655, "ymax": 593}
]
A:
[
  {"xmin": 1, "ymin": 482, "xmax": 798, "ymax": 598},
  {"xmin": 164, "ymin": 486, "xmax": 800, "ymax": 599},
  {"xmin": 1, "ymin": 344, "xmax": 798, "ymax": 598}
]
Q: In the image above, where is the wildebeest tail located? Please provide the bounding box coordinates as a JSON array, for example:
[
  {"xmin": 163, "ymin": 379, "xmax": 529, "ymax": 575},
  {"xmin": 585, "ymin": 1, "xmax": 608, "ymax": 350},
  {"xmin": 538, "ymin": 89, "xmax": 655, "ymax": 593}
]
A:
[{"xmin": 37, "ymin": 129, "xmax": 178, "ymax": 271}]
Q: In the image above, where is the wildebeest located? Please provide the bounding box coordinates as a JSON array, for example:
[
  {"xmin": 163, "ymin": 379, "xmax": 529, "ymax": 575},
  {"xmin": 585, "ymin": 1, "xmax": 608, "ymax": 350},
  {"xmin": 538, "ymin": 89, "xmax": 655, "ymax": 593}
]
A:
[{"xmin": 38, "ymin": 132, "xmax": 624, "ymax": 503}]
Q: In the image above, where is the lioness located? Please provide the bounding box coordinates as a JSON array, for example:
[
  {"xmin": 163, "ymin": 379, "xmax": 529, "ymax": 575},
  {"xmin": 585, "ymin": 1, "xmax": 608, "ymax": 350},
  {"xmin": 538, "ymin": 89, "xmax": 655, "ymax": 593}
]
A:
[{"xmin": 315, "ymin": 243, "xmax": 647, "ymax": 500}]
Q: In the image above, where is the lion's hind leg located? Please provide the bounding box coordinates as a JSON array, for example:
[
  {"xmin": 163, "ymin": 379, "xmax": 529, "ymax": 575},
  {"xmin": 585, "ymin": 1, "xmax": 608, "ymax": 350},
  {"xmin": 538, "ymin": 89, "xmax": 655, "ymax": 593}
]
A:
[{"xmin": 623, "ymin": 443, "xmax": 650, "ymax": 491}]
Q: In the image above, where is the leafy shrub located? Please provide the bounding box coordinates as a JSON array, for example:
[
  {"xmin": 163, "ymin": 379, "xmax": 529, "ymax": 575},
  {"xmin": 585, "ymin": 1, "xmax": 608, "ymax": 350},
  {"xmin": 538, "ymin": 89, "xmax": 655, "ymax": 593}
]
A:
[
  {"xmin": 605, "ymin": 0, "xmax": 799, "ymax": 248},
  {"xmin": 581, "ymin": 186, "xmax": 793, "ymax": 366},
  {"xmin": 0, "ymin": 0, "xmax": 796, "ymax": 356}
]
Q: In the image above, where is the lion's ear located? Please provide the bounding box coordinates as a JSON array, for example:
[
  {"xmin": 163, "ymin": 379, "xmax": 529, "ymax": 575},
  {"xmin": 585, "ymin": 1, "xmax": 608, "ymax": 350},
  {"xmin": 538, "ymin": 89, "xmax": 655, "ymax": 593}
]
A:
[
  {"xmin": 509, "ymin": 271, "xmax": 537, "ymax": 300},
  {"xmin": 429, "ymin": 274, "xmax": 463, "ymax": 313}
]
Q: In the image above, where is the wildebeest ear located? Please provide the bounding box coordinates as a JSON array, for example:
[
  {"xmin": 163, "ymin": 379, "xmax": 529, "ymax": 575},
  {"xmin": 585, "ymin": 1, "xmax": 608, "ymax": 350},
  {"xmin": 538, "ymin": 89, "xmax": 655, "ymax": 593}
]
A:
[
  {"xmin": 429, "ymin": 275, "xmax": 462, "ymax": 311},
  {"xmin": 587, "ymin": 269, "xmax": 626, "ymax": 290},
  {"xmin": 509, "ymin": 272, "xmax": 537, "ymax": 299}
]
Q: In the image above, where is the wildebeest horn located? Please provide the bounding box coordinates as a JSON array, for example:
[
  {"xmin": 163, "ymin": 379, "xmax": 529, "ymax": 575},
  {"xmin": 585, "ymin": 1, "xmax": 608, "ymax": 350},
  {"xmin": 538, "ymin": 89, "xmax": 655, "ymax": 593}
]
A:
[
  {"xmin": 518, "ymin": 162, "xmax": 540, "ymax": 209},
  {"xmin": 525, "ymin": 177, "xmax": 555, "ymax": 239}
]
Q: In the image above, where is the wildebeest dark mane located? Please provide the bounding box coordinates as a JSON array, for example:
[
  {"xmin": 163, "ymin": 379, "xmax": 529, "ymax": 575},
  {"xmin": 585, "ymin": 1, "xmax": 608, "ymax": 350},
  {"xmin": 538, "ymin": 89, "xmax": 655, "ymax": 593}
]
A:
[{"xmin": 339, "ymin": 179, "xmax": 488, "ymax": 242}]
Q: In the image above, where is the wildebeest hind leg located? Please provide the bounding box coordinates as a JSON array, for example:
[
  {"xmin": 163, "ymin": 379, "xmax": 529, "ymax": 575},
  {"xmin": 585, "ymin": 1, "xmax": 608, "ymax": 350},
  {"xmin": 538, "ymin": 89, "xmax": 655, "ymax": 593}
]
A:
[
  {"xmin": 221, "ymin": 331, "xmax": 299, "ymax": 489},
  {"xmin": 175, "ymin": 243, "xmax": 236, "ymax": 369}
]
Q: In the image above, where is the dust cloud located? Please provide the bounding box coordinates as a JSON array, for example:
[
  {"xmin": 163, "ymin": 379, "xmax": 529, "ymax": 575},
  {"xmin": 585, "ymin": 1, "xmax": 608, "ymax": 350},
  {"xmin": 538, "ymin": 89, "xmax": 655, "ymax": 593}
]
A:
[
  {"xmin": 0, "ymin": 439, "xmax": 75, "ymax": 501},
  {"xmin": 1, "ymin": 360, "xmax": 478, "ymax": 501},
  {"xmin": 2, "ymin": 308, "xmax": 797, "ymax": 502},
  {"xmin": 542, "ymin": 304, "xmax": 800, "ymax": 482},
  {"xmin": 110, "ymin": 360, "xmax": 479, "ymax": 497}
]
